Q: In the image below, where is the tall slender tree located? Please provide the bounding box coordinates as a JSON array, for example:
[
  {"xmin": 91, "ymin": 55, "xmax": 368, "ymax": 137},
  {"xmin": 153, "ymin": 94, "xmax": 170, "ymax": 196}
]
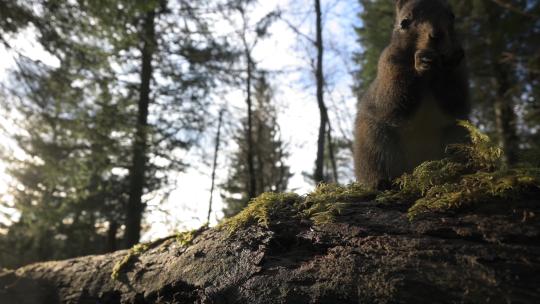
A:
[
  {"xmin": 452, "ymin": 0, "xmax": 539, "ymax": 164},
  {"xmin": 81, "ymin": 0, "xmax": 239, "ymax": 246},
  {"xmin": 221, "ymin": 73, "xmax": 292, "ymax": 217},
  {"xmin": 125, "ymin": 6, "xmax": 157, "ymax": 248},
  {"xmin": 313, "ymin": 0, "xmax": 330, "ymax": 184},
  {"xmin": 280, "ymin": 0, "xmax": 336, "ymax": 184},
  {"xmin": 223, "ymin": 1, "xmax": 280, "ymax": 200},
  {"xmin": 207, "ymin": 109, "xmax": 224, "ymax": 225},
  {"xmin": 0, "ymin": 0, "xmax": 239, "ymax": 267}
]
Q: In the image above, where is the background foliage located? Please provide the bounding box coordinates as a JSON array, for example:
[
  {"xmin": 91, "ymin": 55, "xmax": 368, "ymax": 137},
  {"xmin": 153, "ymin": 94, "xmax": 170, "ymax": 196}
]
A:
[{"xmin": 0, "ymin": 0, "xmax": 538, "ymax": 268}]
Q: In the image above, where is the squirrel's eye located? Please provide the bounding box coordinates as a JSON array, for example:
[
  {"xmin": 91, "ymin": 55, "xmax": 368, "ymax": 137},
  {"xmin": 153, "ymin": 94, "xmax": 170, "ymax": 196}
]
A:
[{"xmin": 400, "ymin": 19, "xmax": 411, "ymax": 30}]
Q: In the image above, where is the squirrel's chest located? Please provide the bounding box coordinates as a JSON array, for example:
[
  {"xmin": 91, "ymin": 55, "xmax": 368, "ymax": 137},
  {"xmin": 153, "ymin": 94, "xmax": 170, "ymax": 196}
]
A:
[
  {"xmin": 405, "ymin": 94, "xmax": 453, "ymax": 131},
  {"xmin": 399, "ymin": 94, "xmax": 454, "ymax": 165}
]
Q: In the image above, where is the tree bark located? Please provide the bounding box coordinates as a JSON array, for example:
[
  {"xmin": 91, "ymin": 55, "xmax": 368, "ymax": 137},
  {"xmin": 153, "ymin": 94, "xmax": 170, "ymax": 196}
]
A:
[
  {"xmin": 207, "ymin": 110, "xmax": 224, "ymax": 224},
  {"xmin": 493, "ymin": 65, "xmax": 519, "ymax": 165},
  {"xmin": 106, "ymin": 220, "xmax": 118, "ymax": 253},
  {"xmin": 486, "ymin": 2, "xmax": 519, "ymax": 165},
  {"xmin": 2, "ymin": 196, "xmax": 540, "ymax": 303},
  {"xmin": 125, "ymin": 9, "xmax": 156, "ymax": 248},
  {"xmin": 245, "ymin": 49, "xmax": 257, "ymax": 200},
  {"xmin": 326, "ymin": 124, "xmax": 338, "ymax": 183},
  {"xmin": 314, "ymin": 0, "xmax": 329, "ymax": 184}
]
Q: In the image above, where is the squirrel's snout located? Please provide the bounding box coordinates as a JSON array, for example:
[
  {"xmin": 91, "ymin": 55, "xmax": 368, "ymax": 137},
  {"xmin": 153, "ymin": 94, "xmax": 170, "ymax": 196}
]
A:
[{"xmin": 415, "ymin": 49, "xmax": 439, "ymax": 72}]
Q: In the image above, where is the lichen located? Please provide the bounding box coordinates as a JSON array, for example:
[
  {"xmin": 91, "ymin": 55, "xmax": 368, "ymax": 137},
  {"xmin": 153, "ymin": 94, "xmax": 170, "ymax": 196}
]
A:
[{"xmin": 111, "ymin": 243, "xmax": 150, "ymax": 280}]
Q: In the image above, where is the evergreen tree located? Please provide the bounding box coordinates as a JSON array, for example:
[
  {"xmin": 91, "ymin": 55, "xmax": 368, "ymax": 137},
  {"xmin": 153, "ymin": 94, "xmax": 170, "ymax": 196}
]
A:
[
  {"xmin": 0, "ymin": 0, "xmax": 238, "ymax": 266},
  {"xmin": 0, "ymin": 56, "xmax": 130, "ymax": 267},
  {"xmin": 0, "ymin": 0, "xmax": 35, "ymax": 45},
  {"xmin": 221, "ymin": 73, "xmax": 292, "ymax": 217},
  {"xmin": 452, "ymin": 0, "xmax": 540, "ymax": 164},
  {"xmin": 0, "ymin": 0, "xmax": 134, "ymax": 267},
  {"xmin": 352, "ymin": 1, "xmax": 394, "ymax": 94}
]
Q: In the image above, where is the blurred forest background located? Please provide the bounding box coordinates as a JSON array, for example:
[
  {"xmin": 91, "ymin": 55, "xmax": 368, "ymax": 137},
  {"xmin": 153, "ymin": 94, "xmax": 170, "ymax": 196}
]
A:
[{"xmin": 0, "ymin": 0, "xmax": 538, "ymax": 269}]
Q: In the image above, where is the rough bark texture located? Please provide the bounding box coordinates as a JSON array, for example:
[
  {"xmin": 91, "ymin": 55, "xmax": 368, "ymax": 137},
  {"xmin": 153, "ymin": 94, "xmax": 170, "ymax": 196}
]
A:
[
  {"xmin": 314, "ymin": 0, "xmax": 329, "ymax": 184},
  {"xmin": 207, "ymin": 110, "xmax": 224, "ymax": 224},
  {"xmin": 486, "ymin": 4, "xmax": 519, "ymax": 166},
  {"xmin": 245, "ymin": 49, "xmax": 257, "ymax": 200},
  {"xmin": 2, "ymin": 196, "xmax": 540, "ymax": 304},
  {"xmin": 125, "ymin": 9, "xmax": 156, "ymax": 247}
]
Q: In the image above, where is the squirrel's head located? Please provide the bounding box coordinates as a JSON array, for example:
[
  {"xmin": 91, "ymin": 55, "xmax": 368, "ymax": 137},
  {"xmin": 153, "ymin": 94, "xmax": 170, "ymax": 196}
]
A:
[{"xmin": 394, "ymin": 0, "xmax": 464, "ymax": 74}]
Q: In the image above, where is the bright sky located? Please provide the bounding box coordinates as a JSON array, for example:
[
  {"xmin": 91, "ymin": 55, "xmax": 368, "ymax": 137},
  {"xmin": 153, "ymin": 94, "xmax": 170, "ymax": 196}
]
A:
[
  {"xmin": 0, "ymin": 26, "xmax": 61, "ymax": 228},
  {"xmin": 0, "ymin": 0, "xmax": 362, "ymax": 240}
]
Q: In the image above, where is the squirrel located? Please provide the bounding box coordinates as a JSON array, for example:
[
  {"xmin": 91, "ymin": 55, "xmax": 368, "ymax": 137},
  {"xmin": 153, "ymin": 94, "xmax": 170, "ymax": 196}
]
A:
[{"xmin": 354, "ymin": 0, "xmax": 470, "ymax": 189}]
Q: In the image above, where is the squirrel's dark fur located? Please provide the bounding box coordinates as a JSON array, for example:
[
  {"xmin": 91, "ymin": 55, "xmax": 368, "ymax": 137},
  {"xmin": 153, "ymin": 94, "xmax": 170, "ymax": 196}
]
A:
[{"xmin": 354, "ymin": 0, "xmax": 470, "ymax": 189}]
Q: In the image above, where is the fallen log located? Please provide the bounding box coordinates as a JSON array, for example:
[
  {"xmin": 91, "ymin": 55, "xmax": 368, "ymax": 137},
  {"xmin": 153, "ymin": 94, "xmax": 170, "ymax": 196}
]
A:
[{"xmin": 1, "ymin": 189, "xmax": 539, "ymax": 303}]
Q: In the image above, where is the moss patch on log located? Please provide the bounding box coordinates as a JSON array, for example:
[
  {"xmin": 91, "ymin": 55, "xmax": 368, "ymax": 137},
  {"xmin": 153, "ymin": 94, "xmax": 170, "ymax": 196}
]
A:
[
  {"xmin": 176, "ymin": 230, "xmax": 196, "ymax": 247},
  {"xmin": 220, "ymin": 121, "xmax": 540, "ymax": 235},
  {"xmin": 301, "ymin": 183, "xmax": 377, "ymax": 225},
  {"xmin": 176, "ymin": 226, "xmax": 208, "ymax": 247},
  {"xmin": 111, "ymin": 227, "xmax": 208, "ymax": 281},
  {"xmin": 380, "ymin": 121, "xmax": 540, "ymax": 219},
  {"xmin": 219, "ymin": 184, "xmax": 378, "ymax": 234},
  {"xmin": 219, "ymin": 192, "xmax": 302, "ymax": 235},
  {"xmin": 111, "ymin": 243, "xmax": 150, "ymax": 280}
]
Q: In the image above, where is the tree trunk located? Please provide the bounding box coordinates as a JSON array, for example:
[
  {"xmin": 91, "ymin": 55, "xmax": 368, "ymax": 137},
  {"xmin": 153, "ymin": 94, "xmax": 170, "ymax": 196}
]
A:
[
  {"xmin": 2, "ymin": 196, "xmax": 540, "ymax": 303},
  {"xmin": 106, "ymin": 220, "xmax": 118, "ymax": 253},
  {"xmin": 246, "ymin": 51, "xmax": 257, "ymax": 200},
  {"xmin": 486, "ymin": 2, "xmax": 519, "ymax": 165},
  {"xmin": 256, "ymin": 111, "xmax": 265, "ymax": 193},
  {"xmin": 207, "ymin": 110, "xmax": 224, "ymax": 224},
  {"xmin": 493, "ymin": 65, "xmax": 519, "ymax": 165},
  {"xmin": 314, "ymin": 0, "xmax": 328, "ymax": 184},
  {"xmin": 326, "ymin": 124, "xmax": 339, "ymax": 183},
  {"xmin": 125, "ymin": 9, "xmax": 156, "ymax": 248}
]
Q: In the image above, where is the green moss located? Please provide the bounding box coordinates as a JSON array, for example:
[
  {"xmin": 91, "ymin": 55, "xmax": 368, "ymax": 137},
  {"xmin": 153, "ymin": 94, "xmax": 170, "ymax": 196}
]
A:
[
  {"xmin": 219, "ymin": 192, "xmax": 301, "ymax": 235},
  {"xmin": 218, "ymin": 122, "xmax": 539, "ymax": 232},
  {"xmin": 111, "ymin": 243, "xmax": 150, "ymax": 280},
  {"xmin": 111, "ymin": 226, "xmax": 210, "ymax": 280},
  {"xmin": 131, "ymin": 243, "xmax": 150, "ymax": 255},
  {"xmin": 407, "ymin": 169, "xmax": 540, "ymax": 219},
  {"xmin": 377, "ymin": 121, "xmax": 540, "ymax": 219},
  {"xmin": 376, "ymin": 158, "xmax": 470, "ymax": 205},
  {"xmin": 218, "ymin": 184, "xmax": 379, "ymax": 234},
  {"xmin": 452, "ymin": 120, "xmax": 504, "ymax": 170},
  {"xmin": 176, "ymin": 230, "xmax": 196, "ymax": 247},
  {"xmin": 176, "ymin": 225, "xmax": 209, "ymax": 247},
  {"xmin": 218, "ymin": 183, "xmax": 380, "ymax": 235},
  {"xmin": 301, "ymin": 183, "xmax": 377, "ymax": 225}
]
